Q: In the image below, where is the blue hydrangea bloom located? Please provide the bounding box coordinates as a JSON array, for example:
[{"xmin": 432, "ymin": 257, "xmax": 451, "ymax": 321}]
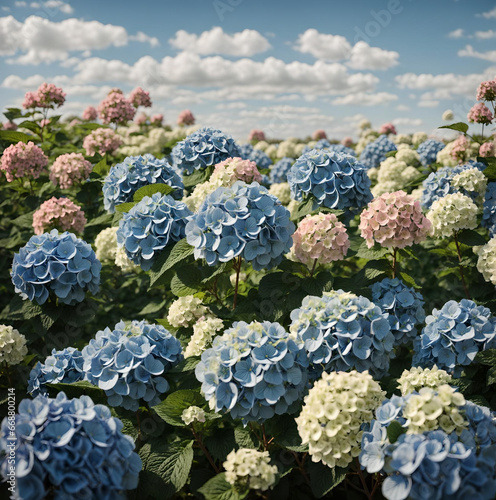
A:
[
  {"xmin": 359, "ymin": 135, "xmax": 397, "ymax": 170},
  {"xmin": 482, "ymin": 182, "xmax": 496, "ymax": 236},
  {"xmin": 287, "ymin": 149, "xmax": 372, "ymax": 211},
  {"xmin": 413, "ymin": 299, "xmax": 496, "ymax": 376},
  {"xmin": 195, "ymin": 321, "xmax": 308, "ymax": 423},
  {"xmin": 0, "ymin": 392, "xmax": 142, "ymax": 500},
  {"xmin": 171, "ymin": 127, "xmax": 241, "ymax": 175},
  {"xmin": 289, "ymin": 290, "xmax": 395, "ymax": 380},
  {"xmin": 28, "ymin": 347, "xmax": 84, "ymax": 397},
  {"xmin": 302, "ymin": 139, "xmax": 331, "ymax": 154},
  {"xmin": 185, "ymin": 181, "xmax": 294, "ymax": 270},
  {"xmin": 103, "ymin": 154, "xmax": 184, "ymax": 213},
  {"xmin": 82, "ymin": 320, "xmax": 182, "ymax": 411},
  {"xmin": 239, "ymin": 144, "xmax": 273, "ymax": 169},
  {"xmin": 417, "ymin": 139, "xmax": 445, "ymax": 167},
  {"xmin": 370, "ymin": 278, "xmax": 425, "ymax": 347},
  {"xmin": 302, "ymin": 140, "xmax": 355, "ymax": 157},
  {"xmin": 269, "ymin": 157, "xmax": 294, "ymax": 184},
  {"xmin": 117, "ymin": 192, "xmax": 192, "ymax": 271},
  {"xmin": 11, "ymin": 230, "xmax": 101, "ymax": 305}
]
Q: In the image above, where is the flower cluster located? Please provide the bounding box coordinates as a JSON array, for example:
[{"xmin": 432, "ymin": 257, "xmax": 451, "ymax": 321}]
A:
[
  {"xmin": 27, "ymin": 347, "xmax": 84, "ymax": 396},
  {"xmin": 296, "ymin": 370, "xmax": 385, "ymax": 468},
  {"xmin": 239, "ymin": 143, "xmax": 273, "ymax": 169},
  {"xmin": 371, "ymin": 157, "xmax": 421, "ymax": 197},
  {"xmin": 342, "ymin": 136, "xmax": 353, "ymax": 147},
  {"xmin": 181, "ymin": 406, "xmax": 206, "ymax": 425},
  {"xmin": 195, "ymin": 320, "xmax": 308, "ymax": 422},
  {"xmin": 94, "ymin": 226, "xmax": 138, "ymax": 272},
  {"xmin": 451, "ymin": 135, "xmax": 470, "ymax": 163},
  {"xmin": 82, "ymin": 105, "xmax": 97, "ymax": 121},
  {"xmin": 177, "ymin": 109, "xmax": 195, "ymax": 126},
  {"xmin": 467, "ymin": 103, "xmax": 493, "ymax": 125},
  {"xmin": 167, "ymin": 296, "xmax": 211, "ymax": 328},
  {"xmin": 22, "ymin": 83, "xmax": 66, "ymax": 109},
  {"xmin": 413, "ymin": 299, "xmax": 496, "ymax": 376},
  {"xmin": 151, "ymin": 113, "xmax": 163, "ymax": 125},
  {"xmin": 135, "ymin": 112, "xmax": 147, "ymax": 125},
  {"xmin": 477, "ymin": 79, "xmax": 496, "ymax": 101},
  {"xmin": 268, "ymin": 182, "xmax": 291, "ymax": 205},
  {"xmin": 370, "ymin": 278, "xmax": 426, "ymax": 346},
  {"xmin": 82, "ymin": 320, "xmax": 182, "ymax": 410},
  {"xmin": 397, "ymin": 366, "xmax": 453, "ymax": 395},
  {"xmin": 0, "ymin": 392, "xmax": 142, "ymax": 500},
  {"xmin": 443, "ymin": 109, "xmax": 454, "ymax": 121},
  {"xmin": 451, "ymin": 167, "xmax": 487, "ymax": 203},
  {"xmin": 359, "ymin": 135, "xmax": 397, "ymax": 170},
  {"xmin": 1, "ymin": 141, "xmax": 48, "ymax": 182},
  {"xmin": 417, "ymin": 139, "xmax": 445, "ymax": 167},
  {"xmin": 184, "ymin": 316, "xmax": 224, "ymax": 358},
  {"xmin": 2, "ymin": 121, "xmax": 17, "ymax": 130},
  {"xmin": 269, "ymin": 157, "xmax": 294, "ymax": 184},
  {"xmin": 292, "ymin": 213, "xmax": 349, "ymax": 267},
  {"xmin": 480, "ymin": 141, "xmax": 495, "ymax": 157},
  {"xmin": 33, "ymin": 197, "xmax": 86, "ymax": 235},
  {"xmin": 288, "ymin": 149, "xmax": 373, "ymax": 211},
  {"xmin": 0, "ymin": 325, "xmax": 27, "ymax": 365},
  {"xmin": 482, "ymin": 182, "xmax": 496, "ymax": 236},
  {"xmin": 379, "ymin": 123, "xmax": 397, "ymax": 135},
  {"xmin": 171, "ymin": 127, "xmax": 241, "ymax": 175},
  {"xmin": 186, "ymin": 181, "xmax": 294, "ymax": 270},
  {"xmin": 129, "ymin": 87, "xmax": 152, "ymax": 108},
  {"xmin": 116, "ymin": 193, "xmax": 191, "ymax": 271},
  {"xmin": 11, "ymin": 230, "xmax": 101, "ymax": 305},
  {"xmin": 103, "ymin": 154, "xmax": 184, "ymax": 212},
  {"xmin": 249, "ymin": 129, "xmax": 266, "ymax": 142},
  {"xmin": 83, "ymin": 127, "xmax": 123, "ymax": 156},
  {"xmin": 49, "ymin": 152, "xmax": 92, "ymax": 189},
  {"xmin": 313, "ymin": 129, "xmax": 327, "ymax": 140},
  {"xmin": 98, "ymin": 89, "xmax": 136, "ymax": 125},
  {"xmin": 289, "ymin": 290, "xmax": 394, "ymax": 380},
  {"xmin": 224, "ymin": 449, "xmax": 278, "ymax": 491},
  {"xmin": 476, "ymin": 235, "xmax": 496, "ymax": 285}
]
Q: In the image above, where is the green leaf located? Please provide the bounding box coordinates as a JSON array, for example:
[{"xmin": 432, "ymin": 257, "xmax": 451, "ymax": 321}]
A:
[
  {"xmin": 481, "ymin": 157, "xmax": 496, "ymax": 182},
  {"xmin": 11, "ymin": 211, "xmax": 35, "ymax": 228},
  {"xmin": 292, "ymin": 198, "xmax": 315, "ymax": 219},
  {"xmin": 198, "ymin": 473, "xmax": 248, "ymax": 500},
  {"xmin": 399, "ymin": 272, "xmax": 421, "ymax": 289},
  {"xmin": 133, "ymin": 183, "xmax": 175, "ymax": 202},
  {"xmin": 0, "ymin": 130, "xmax": 38, "ymax": 143},
  {"xmin": 168, "ymin": 356, "xmax": 201, "ymax": 373},
  {"xmin": 171, "ymin": 272, "xmax": 198, "ymax": 296},
  {"xmin": 456, "ymin": 229, "xmax": 487, "ymax": 246},
  {"xmin": 234, "ymin": 427, "xmax": 258, "ymax": 449},
  {"xmin": 205, "ymin": 427, "xmax": 236, "ymax": 461},
  {"xmin": 356, "ymin": 241, "xmax": 390, "ymax": 260},
  {"xmin": 439, "ymin": 122, "xmax": 469, "ymax": 134},
  {"xmin": 17, "ymin": 120, "xmax": 41, "ymax": 133},
  {"xmin": 387, "ymin": 420, "xmax": 406, "ymax": 444},
  {"xmin": 363, "ymin": 259, "xmax": 390, "ymax": 280},
  {"xmin": 115, "ymin": 202, "xmax": 136, "ymax": 213},
  {"xmin": 149, "ymin": 238, "xmax": 194, "ymax": 287},
  {"xmin": 153, "ymin": 389, "xmax": 205, "ymax": 426},
  {"xmin": 84, "ymin": 213, "xmax": 113, "ymax": 228},
  {"xmin": 182, "ymin": 165, "xmax": 214, "ymax": 188},
  {"xmin": 385, "ymin": 150, "xmax": 397, "ymax": 158},
  {"xmin": 77, "ymin": 122, "xmax": 109, "ymax": 130},
  {"xmin": 475, "ymin": 349, "xmax": 496, "ymax": 366},
  {"xmin": 90, "ymin": 158, "xmax": 109, "ymax": 178},
  {"xmin": 306, "ymin": 461, "xmax": 347, "ymax": 498},
  {"xmin": 3, "ymin": 107, "xmax": 23, "ymax": 121},
  {"xmin": 46, "ymin": 381, "xmax": 107, "ymax": 404},
  {"xmin": 488, "ymin": 367, "xmax": 496, "ymax": 386}
]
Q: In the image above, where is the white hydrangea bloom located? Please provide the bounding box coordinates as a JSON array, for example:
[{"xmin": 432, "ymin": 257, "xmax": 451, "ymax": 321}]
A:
[
  {"xmin": 427, "ymin": 192, "xmax": 478, "ymax": 238},
  {"xmin": 442, "ymin": 110, "xmax": 454, "ymax": 121},
  {"xmin": 394, "ymin": 134, "xmax": 412, "ymax": 145},
  {"xmin": 229, "ymin": 272, "xmax": 247, "ymax": 287},
  {"xmin": 167, "ymin": 296, "xmax": 210, "ymax": 328},
  {"xmin": 436, "ymin": 142, "xmax": 458, "ymax": 167},
  {"xmin": 412, "ymin": 132, "xmax": 428, "ymax": 147},
  {"xmin": 410, "ymin": 187, "xmax": 423, "ymax": 201},
  {"xmin": 397, "ymin": 366, "xmax": 452, "ymax": 395},
  {"xmin": 296, "ymin": 370, "xmax": 385, "ymax": 468},
  {"xmin": 475, "ymin": 236, "xmax": 496, "ymax": 285},
  {"xmin": 451, "ymin": 168, "xmax": 487, "ymax": 204},
  {"xmin": 224, "ymin": 449, "xmax": 277, "ymax": 491},
  {"xmin": 0, "ymin": 325, "xmax": 28, "ymax": 365},
  {"xmin": 372, "ymin": 157, "xmax": 421, "ymax": 196},
  {"xmin": 115, "ymin": 245, "xmax": 139, "ymax": 272},
  {"xmin": 277, "ymin": 140, "xmax": 296, "ymax": 159},
  {"xmin": 358, "ymin": 119, "xmax": 372, "ymax": 131},
  {"xmin": 355, "ymin": 132, "xmax": 378, "ymax": 155},
  {"xmin": 395, "ymin": 147, "xmax": 420, "ymax": 166},
  {"xmin": 253, "ymin": 140, "xmax": 269, "ymax": 151},
  {"xmin": 184, "ymin": 178, "xmax": 224, "ymax": 212},
  {"xmin": 95, "ymin": 227, "xmax": 118, "ymax": 263},
  {"xmin": 265, "ymin": 144, "xmax": 277, "ymax": 158},
  {"xmin": 268, "ymin": 182, "xmax": 291, "ymax": 205},
  {"xmin": 294, "ymin": 143, "xmax": 306, "ymax": 158},
  {"xmin": 367, "ymin": 167, "xmax": 379, "ymax": 183},
  {"xmin": 181, "ymin": 405, "xmax": 206, "ymax": 425},
  {"xmin": 184, "ymin": 316, "xmax": 224, "ymax": 358}
]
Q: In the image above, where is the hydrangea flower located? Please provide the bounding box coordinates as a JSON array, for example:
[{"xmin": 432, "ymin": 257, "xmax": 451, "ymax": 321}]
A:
[
  {"xmin": 480, "ymin": 141, "xmax": 495, "ymax": 157},
  {"xmin": 186, "ymin": 181, "xmax": 294, "ymax": 270},
  {"xmin": 33, "ymin": 197, "xmax": 86, "ymax": 235},
  {"xmin": 116, "ymin": 192, "xmax": 191, "ymax": 271},
  {"xmin": 482, "ymin": 182, "xmax": 496, "ymax": 236},
  {"xmin": 371, "ymin": 158, "xmax": 421, "ymax": 197},
  {"xmin": 177, "ymin": 109, "xmax": 195, "ymax": 126},
  {"xmin": 98, "ymin": 89, "xmax": 136, "ymax": 125},
  {"xmin": 249, "ymin": 129, "xmax": 266, "ymax": 142},
  {"xmin": 413, "ymin": 299, "xmax": 496, "ymax": 376},
  {"xmin": 417, "ymin": 139, "xmax": 445, "ymax": 167},
  {"xmin": 94, "ymin": 226, "xmax": 139, "ymax": 273},
  {"xmin": 181, "ymin": 406, "xmax": 206, "ymax": 425},
  {"xmin": 11, "ymin": 230, "xmax": 101, "ymax": 305},
  {"xmin": 342, "ymin": 137, "xmax": 354, "ymax": 147},
  {"xmin": 0, "ymin": 325, "xmax": 27, "ymax": 365},
  {"xmin": 477, "ymin": 80, "xmax": 496, "ymax": 101},
  {"xmin": 22, "ymin": 83, "xmax": 65, "ymax": 109},
  {"xmin": 28, "ymin": 347, "xmax": 84, "ymax": 396},
  {"xmin": 82, "ymin": 320, "xmax": 182, "ymax": 411},
  {"xmin": 451, "ymin": 135, "xmax": 471, "ymax": 163},
  {"xmin": 379, "ymin": 123, "xmax": 397, "ymax": 135},
  {"xmin": 82, "ymin": 105, "xmax": 97, "ymax": 121},
  {"xmin": 151, "ymin": 113, "xmax": 163, "ymax": 126},
  {"xmin": 1, "ymin": 141, "xmax": 48, "ymax": 182},
  {"xmin": 239, "ymin": 143, "xmax": 273, "ymax": 169},
  {"xmin": 451, "ymin": 167, "xmax": 488, "ymax": 204},
  {"xmin": 171, "ymin": 127, "xmax": 241, "ymax": 175},
  {"xmin": 288, "ymin": 149, "xmax": 373, "ymax": 211},
  {"xmin": 268, "ymin": 182, "xmax": 291, "ymax": 205},
  {"xmin": 184, "ymin": 316, "xmax": 224, "ymax": 358},
  {"xmin": 167, "ymin": 296, "xmax": 211, "ymax": 328},
  {"xmin": 269, "ymin": 157, "xmax": 294, "ymax": 184},
  {"xmin": 443, "ymin": 109, "xmax": 455, "ymax": 121},
  {"xmin": 370, "ymin": 278, "xmax": 426, "ymax": 346},
  {"xmin": 397, "ymin": 366, "xmax": 453, "ymax": 395},
  {"xmin": 49, "ymin": 152, "xmax": 92, "ymax": 189},
  {"xmin": 129, "ymin": 87, "xmax": 152, "ymax": 108},
  {"xmin": 296, "ymin": 370, "xmax": 385, "ymax": 468},
  {"xmin": 289, "ymin": 290, "xmax": 395, "ymax": 380},
  {"xmin": 224, "ymin": 449, "xmax": 278, "ymax": 491},
  {"xmin": 475, "ymin": 235, "xmax": 496, "ymax": 285},
  {"xmin": 359, "ymin": 135, "xmax": 397, "ymax": 170},
  {"xmin": 0, "ymin": 392, "xmax": 142, "ymax": 500},
  {"xmin": 467, "ymin": 103, "xmax": 493, "ymax": 125},
  {"xmin": 195, "ymin": 320, "xmax": 308, "ymax": 423},
  {"xmin": 83, "ymin": 127, "xmax": 123, "ymax": 156}
]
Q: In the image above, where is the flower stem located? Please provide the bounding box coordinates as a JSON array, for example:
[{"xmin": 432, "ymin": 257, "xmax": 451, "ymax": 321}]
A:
[
  {"xmin": 190, "ymin": 425, "xmax": 220, "ymax": 473},
  {"xmin": 309, "ymin": 258, "xmax": 318, "ymax": 277},
  {"xmin": 354, "ymin": 458, "xmax": 373, "ymax": 500},
  {"xmin": 392, "ymin": 248, "xmax": 397, "ymax": 279},
  {"xmin": 261, "ymin": 423, "xmax": 269, "ymax": 451},
  {"xmin": 232, "ymin": 256, "xmax": 242, "ymax": 310},
  {"xmin": 453, "ymin": 231, "xmax": 470, "ymax": 299}
]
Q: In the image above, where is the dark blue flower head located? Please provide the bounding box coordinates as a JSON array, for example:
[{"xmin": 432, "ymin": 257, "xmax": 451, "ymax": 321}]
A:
[
  {"xmin": 185, "ymin": 181, "xmax": 295, "ymax": 270},
  {"xmin": 238, "ymin": 143, "xmax": 273, "ymax": 169},
  {"xmin": 195, "ymin": 320, "xmax": 308, "ymax": 423},
  {"xmin": 482, "ymin": 182, "xmax": 496, "ymax": 236},
  {"xmin": 289, "ymin": 290, "xmax": 395, "ymax": 380},
  {"xmin": 413, "ymin": 299, "xmax": 496, "ymax": 376},
  {"xmin": 82, "ymin": 320, "xmax": 182, "ymax": 411},
  {"xmin": 103, "ymin": 154, "xmax": 184, "ymax": 213},
  {"xmin": 11, "ymin": 230, "xmax": 101, "ymax": 305},
  {"xmin": 171, "ymin": 127, "xmax": 241, "ymax": 175},
  {"xmin": 417, "ymin": 139, "xmax": 445, "ymax": 167},
  {"xmin": 117, "ymin": 192, "xmax": 192, "ymax": 271},
  {"xmin": 0, "ymin": 392, "xmax": 142, "ymax": 500},
  {"xmin": 287, "ymin": 149, "xmax": 372, "ymax": 211},
  {"xmin": 359, "ymin": 135, "xmax": 397, "ymax": 170},
  {"xmin": 370, "ymin": 278, "xmax": 425, "ymax": 347},
  {"xmin": 269, "ymin": 157, "xmax": 294, "ymax": 184}
]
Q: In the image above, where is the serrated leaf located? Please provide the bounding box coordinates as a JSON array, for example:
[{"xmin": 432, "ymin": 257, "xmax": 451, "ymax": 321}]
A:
[
  {"xmin": 17, "ymin": 120, "xmax": 41, "ymax": 133},
  {"xmin": 385, "ymin": 150, "xmax": 397, "ymax": 158},
  {"xmin": 487, "ymin": 367, "xmax": 496, "ymax": 386},
  {"xmin": 133, "ymin": 183, "xmax": 175, "ymax": 202},
  {"xmin": 149, "ymin": 238, "xmax": 194, "ymax": 287},
  {"xmin": 0, "ymin": 130, "xmax": 38, "ymax": 143},
  {"xmin": 46, "ymin": 381, "xmax": 107, "ymax": 404},
  {"xmin": 198, "ymin": 473, "xmax": 248, "ymax": 500},
  {"xmin": 84, "ymin": 213, "xmax": 113, "ymax": 228},
  {"xmin": 292, "ymin": 198, "xmax": 315, "ymax": 219},
  {"xmin": 475, "ymin": 349, "xmax": 496, "ymax": 366},
  {"xmin": 399, "ymin": 272, "xmax": 421, "ymax": 289},
  {"xmin": 306, "ymin": 461, "xmax": 347, "ymax": 498},
  {"xmin": 169, "ymin": 357, "xmax": 201, "ymax": 373},
  {"xmin": 387, "ymin": 420, "xmax": 406, "ymax": 444},
  {"xmin": 183, "ymin": 165, "xmax": 214, "ymax": 188},
  {"xmin": 234, "ymin": 427, "xmax": 258, "ymax": 449},
  {"xmin": 482, "ymin": 157, "xmax": 496, "ymax": 182},
  {"xmin": 456, "ymin": 229, "xmax": 487, "ymax": 246},
  {"xmin": 171, "ymin": 272, "xmax": 198, "ymax": 297},
  {"xmin": 153, "ymin": 389, "xmax": 205, "ymax": 426},
  {"xmin": 439, "ymin": 122, "xmax": 469, "ymax": 134},
  {"xmin": 115, "ymin": 202, "xmax": 136, "ymax": 213},
  {"xmin": 90, "ymin": 158, "xmax": 109, "ymax": 178},
  {"xmin": 205, "ymin": 427, "xmax": 236, "ymax": 461},
  {"xmin": 356, "ymin": 241, "xmax": 390, "ymax": 260}
]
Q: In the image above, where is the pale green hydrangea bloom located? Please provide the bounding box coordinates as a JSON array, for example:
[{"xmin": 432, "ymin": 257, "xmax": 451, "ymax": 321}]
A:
[
  {"xmin": 224, "ymin": 449, "xmax": 277, "ymax": 491},
  {"xmin": 475, "ymin": 236, "xmax": 496, "ymax": 285},
  {"xmin": 184, "ymin": 316, "xmax": 224, "ymax": 358},
  {"xmin": 181, "ymin": 405, "xmax": 206, "ymax": 425},
  {"xmin": 167, "ymin": 296, "xmax": 210, "ymax": 328},
  {"xmin": 397, "ymin": 366, "xmax": 452, "ymax": 395},
  {"xmin": 451, "ymin": 168, "xmax": 487, "ymax": 204},
  {"xmin": 0, "ymin": 325, "xmax": 28, "ymax": 365}
]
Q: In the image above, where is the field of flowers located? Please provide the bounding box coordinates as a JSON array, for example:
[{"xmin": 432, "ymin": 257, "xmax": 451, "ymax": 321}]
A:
[{"xmin": 0, "ymin": 80, "xmax": 496, "ymax": 500}]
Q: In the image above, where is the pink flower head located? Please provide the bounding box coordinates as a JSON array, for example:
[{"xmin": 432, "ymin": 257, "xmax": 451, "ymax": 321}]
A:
[
  {"xmin": 33, "ymin": 197, "xmax": 86, "ymax": 235},
  {"xmin": 312, "ymin": 129, "xmax": 327, "ymax": 141},
  {"xmin": 341, "ymin": 137, "xmax": 353, "ymax": 147},
  {"xmin": 151, "ymin": 114, "xmax": 163, "ymax": 126},
  {"xmin": 249, "ymin": 129, "xmax": 266, "ymax": 142},
  {"xmin": 359, "ymin": 190, "xmax": 432, "ymax": 249},
  {"xmin": 83, "ymin": 128, "xmax": 123, "ymax": 156},
  {"xmin": 97, "ymin": 89, "xmax": 135, "ymax": 125},
  {"xmin": 177, "ymin": 109, "xmax": 195, "ymax": 126},
  {"xmin": 0, "ymin": 141, "xmax": 48, "ymax": 182},
  {"xmin": 36, "ymin": 83, "xmax": 66, "ymax": 109},
  {"xmin": 450, "ymin": 135, "xmax": 469, "ymax": 163},
  {"xmin": 50, "ymin": 153, "xmax": 93, "ymax": 189},
  {"xmin": 135, "ymin": 112, "xmax": 147, "ymax": 125},
  {"xmin": 467, "ymin": 103, "xmax": 493, "ymax": 125},
  {"xmin": 476, "ymin": 80, "xmax": 496, "ymax": 102},
  {"xmin": 129, "ymin": 87, "xmax": 152, "ymax": 108},
  {"xmin": 82, "ymin": 106, "xmax": 98, "ymax": 121},
  {"xmin": 480, "ymin": 142, "xmax": 495, "ymax": 158},
  {"xmin": 379, "ymin": 123, "xmax": 397, "ymax": 135},
  {"xmin": 2, "ymin": 122, "xmax": 17, "ymax": 130},
  {"xmin": 22, "ymin": 91, "xmax": 38, "ymax": 109},
  {"xmin": 293, "ymin": 213, "xmax": 349, "ymax": 267},
  {"xmin": 214, "ymin": 157, "xmax": 262, "ymax": 183}
]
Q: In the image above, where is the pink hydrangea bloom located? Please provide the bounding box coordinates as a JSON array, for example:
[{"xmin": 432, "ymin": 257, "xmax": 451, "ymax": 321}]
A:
[
  {"xmin": 49, "ymin": 153, "xmax": 93, "ymax": 189},
  {"xmin": 177, "ymin": 109, "xmax": 195, "ymax": 126},
  {"xmin": 22, "ymin": 91, "xmax": 38, "ymax": 109},
  {"xmin": 359, "ymin": 190, "xmax": 432, "ymax": 249},
  {"xmin": 312, "ymin": 129, "xmax": 327, "ymax": 141},
  {"xmin": 135, "ymin": 112, "xmax": 147, "ymax": 125},
  {"xmin": 214, "ymin": 157, "xmax": 262, "ymax": 183},
  {"xmin": 293, "ymin": 213, "xmax": 349, "ymax": 267},
  {"xmin": 129, "ymin": 87, "xmax": 152, "ymax": 108},
  {"xmin": 467, "ymin": 103, "xmax": 493, "ymax": 125},
  {"xmin": 82, "ymin": 106, "xmax": 98, "ymax": 121},
  {"xmin": 83, "ymin": 128, "xmax": 123, "ymax": 156},
  {"xmin": 476, "ymin": 80, "xmax": 496, "ymax": 102},
  {"xmin": 249, "ymin": 129, "xmax": 266, "ymax": 142},
  {"xmin": 33, "ymin": 197, "xmax": 86, "ymax": 235},
  {"xmin": 22, "ymin": 83, "xmax": 65, "ymax": 109},
  {"xmin": 0, "ymin": 141, "xmax": 48, "ymax": 182},
  {"xmin": 379, "ymin": 123, "xmax": 397, "ymax": 135},
  {"xmin": 341, "ymin": 137, "xmax": 353, "ymax": 147},
  {"xmin": 97, "ymin": 89, "xmax": 135, "ymax": 125},
  {"xmin": 2, "ymin": 122, "xmax": 17, "ymax": 130},
  {"xmin": 450, "ymin": 135, "xmax": 469, "ymax": 162},
  {"xmin": 151, "ymin": 114, "xmax": 163, "ymax": 126},
  {"xmin": 480, "ymin": 142, "xmax": 495, "ymax": 158}
]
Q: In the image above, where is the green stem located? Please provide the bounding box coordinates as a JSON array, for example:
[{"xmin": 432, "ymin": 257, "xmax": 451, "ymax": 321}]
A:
[
  {"xmin": 309, "ymin": 258, "xmax": 318, "ymax": 277},
  {"xmin": 453, "ymin": 231, "xmax": 470, "ymax": 299},
  {"xmin": 392, "ymin": 248, "xmax": 397, "ymax": 279},
  {"xmin": 232, "ymin": 255, "xmax": 242, "ymax": 310},
  {"xmin": 354, "ymin": 459, "xmax": 373, "ymax": 500},
  {"xmin": 190, "ymin": 425, "xmax": 220, "ymax": 473}
]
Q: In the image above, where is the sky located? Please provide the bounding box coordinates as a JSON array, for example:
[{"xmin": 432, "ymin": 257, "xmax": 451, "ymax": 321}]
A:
[{"xmin": 0, "ymin": 0, "xmax": 495, "ymax": 141}]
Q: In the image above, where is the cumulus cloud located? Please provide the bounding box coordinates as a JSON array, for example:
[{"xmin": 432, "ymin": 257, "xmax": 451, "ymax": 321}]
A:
[
  {"xmin": 448, "ymin": 28, "xmax": 464, "ymax": 38},
  {"xmin": 347, "ymin": 42, "xmax": 399, "ymax": 70},
  {"xmin": 418, "ymin": 99, "xmax": 439, "ymax": 108},
  {"xmin": 479, "ymin": 7, "xmax": 496, "ymax": 19},
  {"xmin": 458, "ymin": 45, "xmax": 496, "ymax": 63},
  {"xmin": 392, "ymin": 117, "xmax": 423, "ymax": 127},
  {"xmin": 475, "ymin": 30, "xmax": 496, "ymax": 39},
  {"xmin": 331, "ymin": 92, "xmax": 398, "ymax": 106},
  {"xmin": 169, "ymin": 27, "xmax": 270, "ymax": 57}
]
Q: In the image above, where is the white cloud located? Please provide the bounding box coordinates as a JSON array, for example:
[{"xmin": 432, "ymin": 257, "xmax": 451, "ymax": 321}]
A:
[
  {"xmin": 475, "ymin": 30, "xmax": 496, "ymax": 39},
  {"xmin": 392, "ymin": 117, "xmax": 423, "ymax": 127},
  {"xmin": 15, "ymin": 1, "xmax": 27, "ymax": 6},
  {"xmin": 130, "ymin": 31, "xmax": 159, "ymax": 47},
  {"xmin": 42, "ymin": 1, "xmax": 73, "ymax": 14},
  {"xmin": 294, "ymin": 29, "xmax": 351, "ymax": 61},
  {"xmin": 396, "ymin": 105, "xmax": 410, "ymax": 111},
  {"xmin": 347, "ymin": 42, "xmax": 398, "ymax": 70},
  {"xmin": 331, "ymin": 92, "xmax": 398, "ymax": 106},
  {"xmin": 169, "ymin": 27, "xmax": 270, "ymax": 57},
  {"xmin": 458, "ymin": 45, "xmax": 496, "ymax": 63},
  {"xmin": 418, "ymin": 99, "xmax": 439, "ymax": 108},
  {"xmin": 479, "ymin": 7, "xmax": 496, "ymax": 19},
  {"xmin": 448, "ymin": 28, "xmax": 464, "ymax": 38}
]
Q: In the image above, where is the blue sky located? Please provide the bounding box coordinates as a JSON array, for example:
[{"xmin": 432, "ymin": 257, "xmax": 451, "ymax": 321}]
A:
[{"xmin": 0, "ymin": 0, "xmax": 495, "ymax": 140}]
